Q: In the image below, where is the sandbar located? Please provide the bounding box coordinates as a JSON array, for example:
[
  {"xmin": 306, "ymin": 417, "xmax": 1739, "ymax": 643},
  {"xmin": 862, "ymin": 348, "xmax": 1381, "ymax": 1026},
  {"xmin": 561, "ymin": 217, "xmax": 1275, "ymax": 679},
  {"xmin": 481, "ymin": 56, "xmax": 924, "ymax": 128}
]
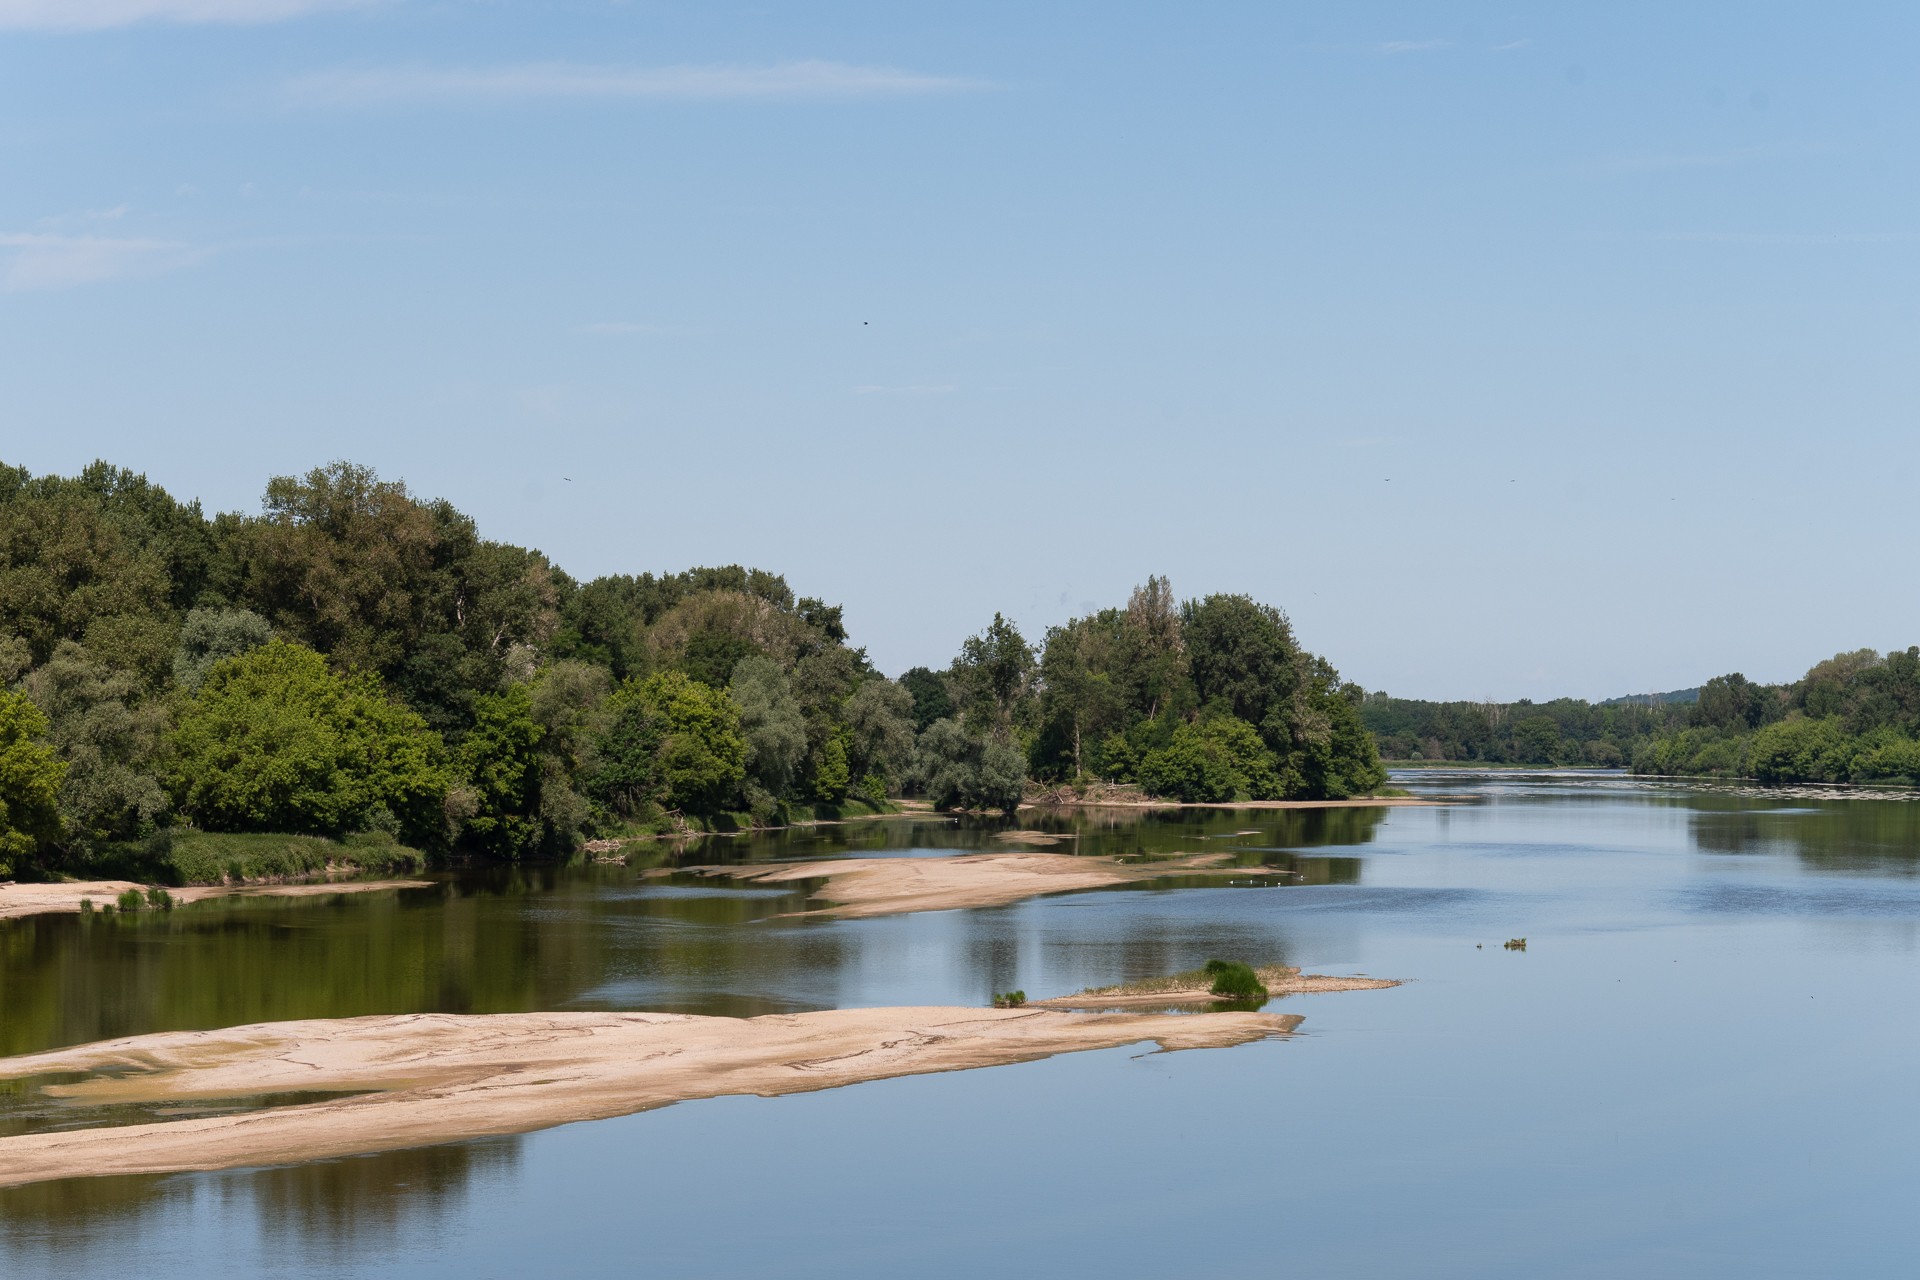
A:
[
  {"xmin": 1036, "ymin": 797, "xmax": 1439, "ymax": 811},
  {"xmin": 1031, "ymin": 965, "xmax": 1400, "ymax": 1009},
  {"xmin": 0, "ymin": 879, "xmax": 435, "ymax": 921},
  {"xmin": 676, "ymin": 851, "xmax": 1298, "ymax": 919},
  {"xmin": 0, "ymin": 1006, "xmax": 1300, "ymax": 1187}
]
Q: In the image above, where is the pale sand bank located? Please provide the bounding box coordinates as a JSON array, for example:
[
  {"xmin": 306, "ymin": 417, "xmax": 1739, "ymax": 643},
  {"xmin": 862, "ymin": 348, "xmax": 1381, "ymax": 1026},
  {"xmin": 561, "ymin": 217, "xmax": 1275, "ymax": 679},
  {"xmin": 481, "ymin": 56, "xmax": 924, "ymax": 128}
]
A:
[
  {"xmin": 675, "ymin": 851, "xmax": 1298, "ymax": 919},
  {"xmin": 1031, "ymin": 797, "xmax": 1441, "ymax": 811},
  {"xmin": 0, "ymin": 1006, "xmax": 1299, "ymax": 1187},
  {"xmin": 0, "ymin": 879, "xmax": 434, "ymax": 921},
  {"xmin": 1031, "ymin": 965, "xmax": 1400, "ymax": 1009}
]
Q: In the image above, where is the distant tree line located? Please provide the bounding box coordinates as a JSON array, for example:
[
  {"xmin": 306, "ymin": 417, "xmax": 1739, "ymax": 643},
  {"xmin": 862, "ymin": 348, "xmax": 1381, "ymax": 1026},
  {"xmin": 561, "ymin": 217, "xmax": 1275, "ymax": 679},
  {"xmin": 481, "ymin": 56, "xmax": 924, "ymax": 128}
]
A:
[
  {"xmin": 0, "ymin": 461, "xmax": 1383, "ymax": 879},
  {"xmin": 1634, "ymin": 649, "xmax": 1920, "ymax": 784},
  {"xmin": 1361, "ymin": 693, "xmax": 1692, "ymax": 766}
]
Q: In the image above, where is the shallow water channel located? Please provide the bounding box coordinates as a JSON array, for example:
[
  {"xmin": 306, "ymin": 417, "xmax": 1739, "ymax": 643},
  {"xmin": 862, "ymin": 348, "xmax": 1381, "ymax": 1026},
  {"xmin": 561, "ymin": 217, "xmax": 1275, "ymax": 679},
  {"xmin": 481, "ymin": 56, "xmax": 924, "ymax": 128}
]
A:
[{"xmin": 4, "ymin": 773, "xmax": 1920, "ymax": 1277}]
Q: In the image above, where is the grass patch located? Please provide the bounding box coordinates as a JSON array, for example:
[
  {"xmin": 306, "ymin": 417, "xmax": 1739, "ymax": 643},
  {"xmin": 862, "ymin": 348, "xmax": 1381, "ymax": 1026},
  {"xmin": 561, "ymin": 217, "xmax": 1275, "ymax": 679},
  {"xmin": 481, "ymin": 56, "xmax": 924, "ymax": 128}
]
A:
[
  {"xmin": 1075, "ymin": 963, "xmax": 1297, "ymax": 1000},
  {"xmin": 94, "ymin": 830, "xmax": 427, "ymax": 886}
]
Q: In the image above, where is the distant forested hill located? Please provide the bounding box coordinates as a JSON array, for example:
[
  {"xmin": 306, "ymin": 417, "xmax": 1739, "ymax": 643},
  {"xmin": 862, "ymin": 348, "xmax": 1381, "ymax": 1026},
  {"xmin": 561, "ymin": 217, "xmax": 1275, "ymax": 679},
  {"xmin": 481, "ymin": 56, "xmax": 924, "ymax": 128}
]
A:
[
  {"xmin": 0, "ymin": 460, "xmax": 1383, "ymax": 880},
  {"xmin": 1600, "ymin": 688, "xmax": 1700, "ymax": 708}
]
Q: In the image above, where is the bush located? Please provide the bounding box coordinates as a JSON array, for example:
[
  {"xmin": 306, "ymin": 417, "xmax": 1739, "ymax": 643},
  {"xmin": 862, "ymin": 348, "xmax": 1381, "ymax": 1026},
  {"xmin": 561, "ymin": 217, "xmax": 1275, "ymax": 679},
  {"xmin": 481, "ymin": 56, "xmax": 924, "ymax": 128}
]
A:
[
  {"xmin": 992, "ymin": 990, "xmax": 1027, "ymax": 1008},
  {"xmin": 1205, "ymin": 959, "xmax": 1268, "ymax": 999},
  {"xmin": 1139, "ymin": 716, "xmax": 1278, "ymax": 803},
  {"xmin": 916, "ymin": 719, "xmax": 1026, "ymax": 812},
  {"xmin": 144, "ymin": 885, "xmax": 174, "ymax": 911},
  {"xmin": 167, "ymin": 640, "xmax": 448, "ymax": 841},
  {"xmin": 116, "ymin": 888, "xmax": 143, "ymax": 912},
  {"xmin": 1749, "ymin": 716, "xmax": 1854, "ymax": 784},
  {"xmin": 97, "ymin": 829, "xmax": 426, "ymax": 886}
]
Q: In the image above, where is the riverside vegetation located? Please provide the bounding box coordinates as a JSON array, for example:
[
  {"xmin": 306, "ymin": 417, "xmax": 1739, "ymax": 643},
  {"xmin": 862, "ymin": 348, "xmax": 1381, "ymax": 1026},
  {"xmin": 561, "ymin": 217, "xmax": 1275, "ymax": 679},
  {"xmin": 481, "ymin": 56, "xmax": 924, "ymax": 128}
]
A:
[
  {"xmin": 0, "ymin": 460, "xmax": 1384, "ymax": 883},
  {"xmin": 1632, "ymin": 650, "xmax": 1920, "ymax": 785}
]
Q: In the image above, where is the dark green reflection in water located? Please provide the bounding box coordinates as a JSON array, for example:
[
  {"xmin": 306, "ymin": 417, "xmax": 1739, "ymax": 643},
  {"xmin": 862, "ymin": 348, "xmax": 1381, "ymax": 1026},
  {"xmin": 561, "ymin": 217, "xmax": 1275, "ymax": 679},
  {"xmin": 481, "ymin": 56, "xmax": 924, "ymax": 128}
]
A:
[
  {"xmin": 0, "ymin": 808, "xmax": 1385, "ymax": 1063},
  {"xmin": 0, "ymin": 1137, "xmax": 521, "ymax": 1263},
  {"xmin": 1689, "ymin": 797, "xmax": 1920, "ymax": 874}
]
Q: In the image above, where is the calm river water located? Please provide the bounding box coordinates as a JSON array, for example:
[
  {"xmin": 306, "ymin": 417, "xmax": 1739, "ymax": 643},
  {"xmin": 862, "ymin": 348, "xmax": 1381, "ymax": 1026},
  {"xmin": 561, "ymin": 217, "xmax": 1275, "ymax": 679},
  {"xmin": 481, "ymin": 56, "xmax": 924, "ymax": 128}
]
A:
[{"xmin": 4, "ymin": 772, "xmax": 1919, "ymax": 1277}]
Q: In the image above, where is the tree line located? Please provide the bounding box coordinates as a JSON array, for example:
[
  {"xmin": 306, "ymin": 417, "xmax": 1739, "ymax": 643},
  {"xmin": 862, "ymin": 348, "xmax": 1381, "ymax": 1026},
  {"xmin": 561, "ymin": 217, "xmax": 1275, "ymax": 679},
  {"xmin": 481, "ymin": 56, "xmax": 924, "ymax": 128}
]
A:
[
  {"xmin": 1360, "ymin": 692, "xmax": 1693, "ymax": 766},
  {"xmin": 0, "ymin": 460, "xmax": 1383, "ymax": 879},
  {"xmin": 1633, "ymin": 649, "xmax": 1920, "ymax": 784}
]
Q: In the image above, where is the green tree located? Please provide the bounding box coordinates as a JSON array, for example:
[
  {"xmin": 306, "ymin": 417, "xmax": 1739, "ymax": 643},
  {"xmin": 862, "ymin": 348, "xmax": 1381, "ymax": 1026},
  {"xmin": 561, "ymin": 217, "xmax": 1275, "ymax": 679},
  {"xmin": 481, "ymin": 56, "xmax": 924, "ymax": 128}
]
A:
[
  {"xmin": 453, "ymin": 685, "xmax": 547, "ymax": 857},
  {"xmin": 915, "ymin": 718, "xmax": 1025, "ymax": 811},
  {"xmin": 843, "ymin": 679, "xmax": 916, "ymax": 791},
  {"xmin": 898, "ymin": 666, "xmax": 953, "ymax": 732},
  {"xmin": 0, "ymin": 689, "xmax": 65, "ymax": 877},
  {"xmin": 1512, "ymin": 715, "xmax": 1563, "ymax": 765},
  {"xmin": 167, "ymin": 640, "xmax": 448, "ymax": 840},
  {"xmin": 1122, "ymin": 575, "xmax": 1189, "ymax": 721},
  {"xmin": 1275, "ymin": 670, "xmax": 1387, "ymax": 799},
  {"xmin": 1139, "ymin": 715, "xmax": 1279, "ymax": 803},
  {"xmin": 729, "ymin": 657, "xmax": 808, "ymax": 800},
  {"xmin": 1181, "ymin": 594, "xmax": 1297, "ymax": 732},
  {"xmin": 591, "ymin": 672, "xmax": 746, "ymax": 816},
  {"xmin": 1037, "ymin": 616, "xmax": 1129, "ymax": 777},
  {"xmin": 1748, "ymin": 716, "xmax": 1853, "ymax": 784},
  {"xmin": 950, "ymin": 613, "xmax": 1034, "ymax": 743},
  {"xmin": 21, "ymin": 642, "xmax": 169, "ymax": 851},
  {"xmin": 811, "ymin": 725, "xmax": 853, "ymax": 804},
  {"xmin": 0, "ymin": 484, "xmax": 171, "ymax": 669},
  {"xmin": 172, "ymin": 607, "xmax": 272, "ymax": 691}
]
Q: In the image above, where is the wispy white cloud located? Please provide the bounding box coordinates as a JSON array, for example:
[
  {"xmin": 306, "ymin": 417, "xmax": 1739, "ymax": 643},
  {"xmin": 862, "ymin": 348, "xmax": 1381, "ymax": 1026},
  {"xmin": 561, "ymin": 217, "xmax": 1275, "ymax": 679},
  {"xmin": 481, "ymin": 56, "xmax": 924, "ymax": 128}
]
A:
[
  {"xmin": 0, "ymin": 231, "xmax": 203, "ymax": 291},
  {"xmin": 1381, "ymin": 39, "xmax": 1453, "ymax": 55},
  {"xmin": 286, "ymin": 60, "xmax": 990, "ymax": 107},
  {"xmin": 0, "ymin": 0, "xmax": 378, "ymax": 31},
  {"xmin": 1492, "ymin": 39, "xmax": 1531, "ymax": 51}
]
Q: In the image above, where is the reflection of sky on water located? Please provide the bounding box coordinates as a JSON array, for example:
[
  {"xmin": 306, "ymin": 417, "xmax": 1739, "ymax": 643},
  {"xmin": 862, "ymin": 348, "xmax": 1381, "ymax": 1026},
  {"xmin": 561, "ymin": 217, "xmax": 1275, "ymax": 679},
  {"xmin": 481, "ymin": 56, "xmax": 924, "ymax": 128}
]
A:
[{"xmin": 5, "ymin": 779, "xmax": 1920, "ymax": 1277}]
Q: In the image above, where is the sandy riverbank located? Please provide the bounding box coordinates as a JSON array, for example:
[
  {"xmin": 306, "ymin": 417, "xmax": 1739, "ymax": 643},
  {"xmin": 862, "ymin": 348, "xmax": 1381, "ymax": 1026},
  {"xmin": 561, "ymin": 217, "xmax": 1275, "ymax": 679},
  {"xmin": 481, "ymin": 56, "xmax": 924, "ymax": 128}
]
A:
[
  {"xmin": 0, "ymin": 879, "xmax": 435, "ymax": 922},
  {"xmin": 0, "ymin": 1006, "xmax": 1301, "ymax": 1187},
  {"xmin": 1032, "ymin": 797, "xmax": 1441, "ymax": 811},
  {"xmin": 1030, "ymin": 965, "xmax": 1400, "ymax": 1009},
  {"xmin": 673, "ymin": 850, "xmax": 1299, "ymax": 919}
]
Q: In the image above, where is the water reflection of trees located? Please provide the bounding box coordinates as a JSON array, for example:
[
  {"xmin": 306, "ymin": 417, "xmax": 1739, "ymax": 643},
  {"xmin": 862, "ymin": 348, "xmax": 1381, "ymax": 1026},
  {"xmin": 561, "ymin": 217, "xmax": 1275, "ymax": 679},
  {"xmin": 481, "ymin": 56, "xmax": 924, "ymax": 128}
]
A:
[
  {"xmin": 1690, "ymin": 801, "xmax": 1920, "ymax": 875},
  {"xmin": 0, "ymin": 870, "xmax": 844, "ymax": 1059},
  {"xmin": 675, "ymin": 807, "xmax": 1389, "ymax": 864},
  {"xmin": 0, "ymin": 1138, "xmax": 519, "ymax": 1266},
  {"xmin": 0, "ymin": 810, "xmax": 1390, "ymax": 1060}
]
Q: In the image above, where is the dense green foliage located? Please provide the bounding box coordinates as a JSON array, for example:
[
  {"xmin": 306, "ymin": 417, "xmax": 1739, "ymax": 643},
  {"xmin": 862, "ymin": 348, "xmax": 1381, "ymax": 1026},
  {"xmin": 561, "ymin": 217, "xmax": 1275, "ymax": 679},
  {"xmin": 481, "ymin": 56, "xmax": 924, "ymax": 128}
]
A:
[
  {"xmin": 0, "ymin": 460, "xmax": 1386, "ymax": 879},
  {"xmin": 1635, "ymin": 648, "xmax": 1920, "ymax": 784},
  {"xmin": 0, "ymin": 689, "xmax": 65, "ymax": 875},
  {"xmin": 1205, "ymin": 959, "xmax": 1268, "ymax": 1000},
  {"xmin": 1361, "ymin": 692, "xmax": 1693, "ymax": 766},
  {"xmin": 167, "ymin": 640, "xmax": 447, "ymax": 842},
  {"xmin": 1016, "ymin": 577, "xmax": 1385, "ymax": 800}
]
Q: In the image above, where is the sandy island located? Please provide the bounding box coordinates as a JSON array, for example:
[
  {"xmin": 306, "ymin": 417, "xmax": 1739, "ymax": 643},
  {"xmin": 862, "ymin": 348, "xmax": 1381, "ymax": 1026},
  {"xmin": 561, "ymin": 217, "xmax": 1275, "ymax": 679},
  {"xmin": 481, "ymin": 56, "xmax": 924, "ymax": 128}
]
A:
[
  {"xmin": 670, "ymin": 850, "xmax": 1307, "ymax": 919},
  {"xmin": 1030, "ymin": 965, "xmax": 1400, "ymax": 1009},
  {"xmin": 0, "ymin": 879, "xmax": 435, "ymax": 922},
  {"xmin": 0, "ymin": 1006, "xmax": 1301, "ymax": 1187}
]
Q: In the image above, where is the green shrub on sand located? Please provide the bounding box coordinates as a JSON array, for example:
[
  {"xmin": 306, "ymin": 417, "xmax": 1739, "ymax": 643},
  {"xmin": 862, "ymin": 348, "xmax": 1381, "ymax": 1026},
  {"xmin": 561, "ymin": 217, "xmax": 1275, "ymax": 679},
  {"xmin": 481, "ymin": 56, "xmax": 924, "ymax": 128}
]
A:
[{"xmin": 1205, "ymin": 960, "xmax": 1268, "ymax": 999}]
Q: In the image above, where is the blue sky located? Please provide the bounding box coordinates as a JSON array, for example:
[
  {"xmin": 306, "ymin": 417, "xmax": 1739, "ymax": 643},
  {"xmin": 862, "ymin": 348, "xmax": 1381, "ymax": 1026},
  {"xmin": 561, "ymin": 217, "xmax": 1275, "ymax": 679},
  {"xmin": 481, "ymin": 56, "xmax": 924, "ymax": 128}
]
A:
[{"xmin": 3, "ymin": 2, "xmax": 1916, "ymax": 701}]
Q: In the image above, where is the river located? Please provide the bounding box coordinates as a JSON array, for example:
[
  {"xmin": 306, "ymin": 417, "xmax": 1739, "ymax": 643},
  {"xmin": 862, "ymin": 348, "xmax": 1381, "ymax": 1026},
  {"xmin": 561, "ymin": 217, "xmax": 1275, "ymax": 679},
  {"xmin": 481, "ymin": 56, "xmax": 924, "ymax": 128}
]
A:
[{"xmin": 3, "ymin": 772, "xmax": 1918, "ymax": 1277}]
